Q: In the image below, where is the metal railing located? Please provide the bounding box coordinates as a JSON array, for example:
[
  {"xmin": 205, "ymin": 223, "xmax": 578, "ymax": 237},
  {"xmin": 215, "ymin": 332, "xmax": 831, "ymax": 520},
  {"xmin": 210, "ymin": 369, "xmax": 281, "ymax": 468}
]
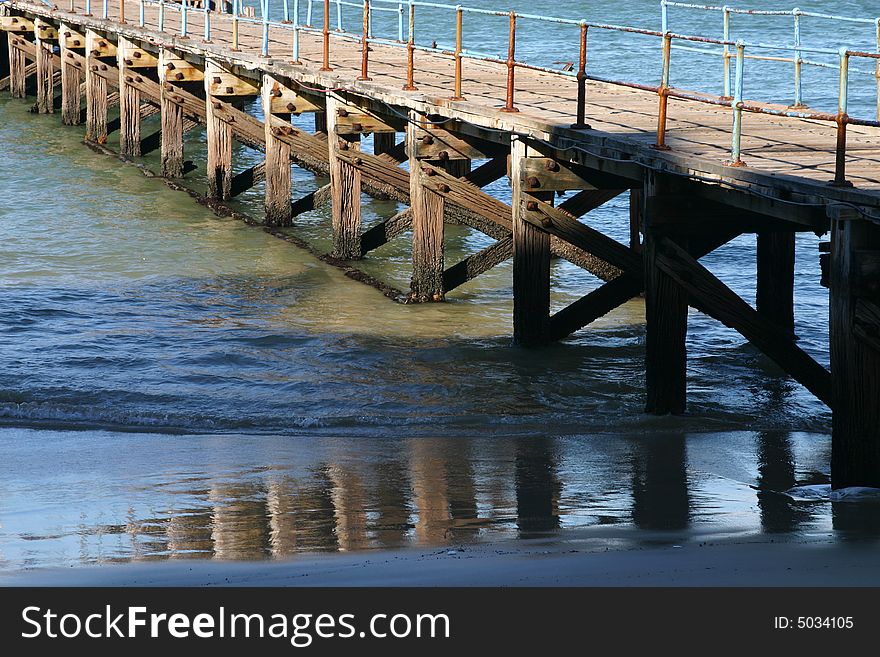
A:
[{"xmin": 40, "ymin": 0, "xmax": 880, "ymax": 185}]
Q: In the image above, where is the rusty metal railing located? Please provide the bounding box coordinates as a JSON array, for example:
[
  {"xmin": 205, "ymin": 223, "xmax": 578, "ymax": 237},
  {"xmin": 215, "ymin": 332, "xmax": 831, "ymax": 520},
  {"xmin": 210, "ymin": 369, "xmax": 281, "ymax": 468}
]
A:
[{"xmin": 67, "ymin": 0, "xmax": 880, "ymax": 185}]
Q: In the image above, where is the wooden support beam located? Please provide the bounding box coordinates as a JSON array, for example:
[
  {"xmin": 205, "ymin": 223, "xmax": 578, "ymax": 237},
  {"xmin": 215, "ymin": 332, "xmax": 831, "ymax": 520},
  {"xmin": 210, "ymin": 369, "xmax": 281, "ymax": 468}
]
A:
[
  {"xmin": 205, "ymin": 60, "xmax": 234, "ymax": 199},
  {"xmin": 373, "ymin": 132, "xmax": 397, "ymax": 156},
  {"xmin": 409, "ymin": 114, "xmax": 446, "ymax": 302},
  {"xmin": 291, "ymin": 184, "xmax": 332, "ymax": 218},
  {"xmin": 7, "ymin": 34, "xmax": 27, "ymax": 98},
  {"xmin": 327, "ymin": 95, "xmax": 362, "ymax": 259},
  {"xmin": 756, "ymin": 231, "xmax": 796, "ymax": 336},
  {"xmin": 141, "ymin": 117, "xmax": 196, "ymax": 156},
  {"xmin": 829, "ymin": 206, "xmax": 880, "ymax": 488},
  {"xmin": 84, "ymin": 30, "xmax": 109, "ymax": 143},
  {"xmin": 162, "ymin": 56, "xmax": 204, "ymax": 83},
  {"xmin": 443, "ymin": 236, "xmax": 513, "ymax": 293},
  {"xmin": 0, "ymin": 16, "xmax": 34, "ymax": 33},
  {"xmin": 33, "ymin": 22, "xmax": 53, "ymax": 113},
  {"xmin": 59, "ymin": 24, "xmax": 83, "ymax": 125},
  {"xmin": 120, "ymin": 46, "xmax": 158, "ymax": 69},
  {"xmin": 159, "ymin": 50, "xmax": 184, "ymax": 178},
  {"xmin": 0, "ymin": 23, "xmax": 6, "ymax": 82},
  {"xmin": 629, "ymin": 188, "xmax": 643, "ymax": 253},
  {"xmin": 117, "ymin": 37, "xmax": 141, "ymax": 156},
  {"xmin": 643, "ymin": 172, "xmax": 689, "ymax": 415},
  {"xmin": 333, "ymin": 105, "xmax": 396, "ymax": 136},
  {"xmin": 263, "ymin": 74, "xmax": 292, "ymax": 226},
  {"xmin": 411, "ymin": 124, "xmax": 504, "ymax": 161},
  {"xmin": 207, "ymin": 69, "xmax": 259, "ymax": 97},
  {"xmin": 360, "ymin": 209, "xmax": 413, "ymax": 256},
  {"xmin": 512, "ymin": 137, "xmax": 551, "ymax": 346},
  {"xmin": 231, "ymin": 161, "xmax": 266, "ymax": 197}
]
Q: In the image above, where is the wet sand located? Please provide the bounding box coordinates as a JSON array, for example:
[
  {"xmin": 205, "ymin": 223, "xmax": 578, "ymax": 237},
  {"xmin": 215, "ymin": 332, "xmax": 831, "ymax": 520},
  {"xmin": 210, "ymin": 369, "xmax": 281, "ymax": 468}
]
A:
[{"xmin": 5, "ymin": 530, "xmax": 879, "ymax": 587}]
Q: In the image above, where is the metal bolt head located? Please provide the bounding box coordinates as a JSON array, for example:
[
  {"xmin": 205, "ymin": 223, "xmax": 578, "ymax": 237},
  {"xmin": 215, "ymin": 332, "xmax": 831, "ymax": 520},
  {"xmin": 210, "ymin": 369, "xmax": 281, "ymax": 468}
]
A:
[
  {"xmin": 526, "ymin": 201, "xmax": 539, "ymax": 211},
  {"xmin": 544, "ymin": 160, "xmax": 560, "ymax": 172},
  {"xmin": 213, "ymin": 76, "xmax": 221, "ymax": 84},
  {"xmin": 437, "ymin": 183, "xmax": 451, "ymax": 193},
  {"xmin": 337, "ymin": 108, "xmax": 349, "ymax": 117},
  {"xmin": 421, "ymin": 135, "xmax": 434, "ymax": 145},
  {"xmin": 526, "ymin": 176, "xmax": 541, "ymax": 188},
  {"xmin": 286, "ymin": 102, "xmax": 296, "ymax": 112},
  {"xmin": 175, "ymin": 72, "xmax": 184, "ymax": 81},
  {"xmin": 540, "ymin": 217, "xmax": 553, "ymax": 228},
  {"xmin": 225, "ymin": 86, "xmax": 234, "ymax": 94},
  {"xmin": 351, "ymin": 122, "xmax": 363, "ymax": 132}
]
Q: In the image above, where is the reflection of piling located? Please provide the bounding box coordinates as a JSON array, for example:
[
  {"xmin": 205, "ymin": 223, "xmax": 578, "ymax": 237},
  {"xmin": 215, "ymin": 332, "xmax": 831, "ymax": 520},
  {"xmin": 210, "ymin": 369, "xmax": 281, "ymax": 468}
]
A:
[
  {"xmin": 409, "ymin": 440, "xmax": 451, "ymax": 544},
  {"xmin": 630, "ymin": 435, "xmax": 690, "ymax": 531},
  {"xmin": 208, "ymin": 482, "xmax": 270, "ymax": 560},
  {"xmin": 514, "ymin": 437, "xmax": 561, "ymax": 534},
  {"xmin": 756, "ymin": 432, "xmax": 808, "ymax": 534},
  {"xmin": 327, "ymin": 464, "xmax": 369, "ymax": 551}
]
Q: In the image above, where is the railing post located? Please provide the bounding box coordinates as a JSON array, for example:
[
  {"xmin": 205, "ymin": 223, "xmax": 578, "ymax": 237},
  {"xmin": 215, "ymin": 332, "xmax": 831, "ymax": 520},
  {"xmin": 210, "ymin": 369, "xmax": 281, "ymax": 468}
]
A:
[
  {"xmin": 85, "ymin": 0, "xmax": 92, "ymax": 16},
  {"xmin": 500, "ymin": 11, "xmax": 518, "ymax": 112},
  {"xmin": 792, "ymin": 8, "xmax": 804, "ymax": 108},
  {"xmin": 403, "ymin": 2, "xmax": 416, "ymax": 90},
  {"xmin": 139, "ymin": 0, "xmax": 144, "ymax": 26},
  {"xmin": 451, "ymin": 5, "xmax": 464, "ymax": 100},
  {"xmin": 571, "ymin": 22, "xmax": 590, "ymax": 129},
  {"xmin": 832, "ymin": 47, "xmax": 852, "ymax": 187},
  {"xmin": 727, "ymin": 40, "xmax": 746, "ymax": 167},
  {"xmin": 653, "ymin": 32, "xmax": 672, "ymax": 150},
  {"xmin": 875, "ymin": 18, "xmax": 880, "ymax": 122},
  {"xmin": 307, "ymin": 0, "xmax": 313, "ymax": 27},
  {"xmin": 159, "ymin": 0, "xmax": 164, "ymax": 31},
  {"xmin": 232, "ymin": 0, "xmax": 239, "ymax": 50},
  {"xmin": 397, "ymin": 3, "xmax": 404, "ymax": 42},
  {"xmin": 284, "ymin": 0, "xmax": 290, "ymax": 22},
  {"xmin": 661, "ymin": 0, "xmax": 668, "ymax": 33},
  {"xmin": 181, "ymin": 0, "xmax": 187, "ymax": 37},
  {"xmin": 358, "ymin": 0, "xmax": 371, "ymax": 80},
  {"xmin": 204, "ymin": 0, "xmax": 211, "ymax": 42},
  {"xmin": 292, "ymin": 0, "xmax": 301, "ymax": 62},
  {"xmin": 102, "ymin": 0, "xmax": 108, "ymax": 19},
  {"xmin": 119, "ymin": 0, "xmax": 125, "ymax": 23},
  {"xmin": 261, "ymin": 0, "xmax": 270, "ymax": 56},
  {"xmin": 336, "ymin": 0, "xmax": 342, "ymax": 31},
  {"xmin": 722, "ymin": 5, "xmax": 730, "ymax": 98},
  {"xmin": 321, "ymin": 0, "xmax": 332, "ymax": 70}
]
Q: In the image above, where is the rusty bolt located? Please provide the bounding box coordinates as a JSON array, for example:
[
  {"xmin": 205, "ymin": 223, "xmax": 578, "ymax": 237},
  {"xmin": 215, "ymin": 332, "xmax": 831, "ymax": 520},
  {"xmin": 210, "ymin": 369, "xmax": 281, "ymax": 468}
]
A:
[
  {"xmin": 339, "ymin": 140, "xmax": 349, "ymax": 150},
  {"xmin": 100, "ymin": 64, "xmax": 107, "ymax": 71},
  {"xmin": 91, "ymin": 49, "xmax": 101, "ymax": 57},
  {"xmin": 133, "ymin": 51, "xmax": 142, "ymax": 59},
  {"xmin": 540, "ymin": 217, "xmax": 553, "ymax": 228},
  {"xmin": 437, "ymin": 183, "xmax": 451, "ymax": 193},
  {"xmin": 423, "ymin": 167, "xmax": 436, "ymax": 176},
  {"xmin": 166, "ymin": 62, "xmax": 176, "ymax": 70},
  {"xmin": 63, "ymin": 31, "xmax": 71, "ymax": 38},
  {"xmin": 526, "ymin": 176, "xmax": 541, "ymax": 188},
  {"xmin": 125, "ymin": 75, "xmax": 133, "ymax": 83},
  {"xmin": 351, "ymin": 122, "xmax": 363, "ymax": 132},
  {"xmin": 353, "ymin": 157, "xmax": 363, "ymax": 166},
  {"xmin": 164, "ymin": 82, "xmax": 174, "ymax": 90},
  {"xmin": 421, "ymin": 135, "xmax": 434, "ymax": 145},
  {"xmin": 437, "ymin": 150, "xmax": 449, "ymax": 161},
  {"xmin": 173, "ymin": 72, "xmax": 184, "ymax": 81},
  {"xmin": 66, "ymin": 52, "xmax": 73, "ymax": 59},
  {"xmin": 272, "ymin": 126, "xmax": 284, "ymax": 136},
  {"xmin": 213, "ymin": 76, "xmax": 221, "ymax": 84},
  {"xmin": 124, "ymin": 58, "xmax": 133, "ymax": 66},
  {"xmin": 135, "ymin": 76, "xmax": 143, "ymax": 83},
  {"xmin": 73, "ymin": 40, "xmax": 81, "ymax": 46},
  {"xmin": 526, "ymin": 201, "xmax": 539, "ymax": 212},
  {"xmin": 225, "ymin": 86, "xmax": 234, "ymax": 94},
  {"xmin": 271, "ymin": 88, "xmax": 282, "ymax": 97},
  {"xmin": 98, "ymin": 41, "xmax": 107, "ymax": 48},
  {"xmin": 544, "ymin": 160, "xmax": 560, "ymax": 172},
  {"xmin": 337, "ymin": 108, "xmax": 349, "ymax": 117},
  {"xmin": 91, "ymin": 65, "xmax": 98, "ymax": 71},
  {"xmin": 11, "ymin": 17, "xmax": 17, "ymax": 23},
  {"xmin": 212, "ymin": 101, "xmax": 222, "ymax": 109},
  {"xmin": 286, "ymin": 102, "xmax": 297, "ymax": 112}
]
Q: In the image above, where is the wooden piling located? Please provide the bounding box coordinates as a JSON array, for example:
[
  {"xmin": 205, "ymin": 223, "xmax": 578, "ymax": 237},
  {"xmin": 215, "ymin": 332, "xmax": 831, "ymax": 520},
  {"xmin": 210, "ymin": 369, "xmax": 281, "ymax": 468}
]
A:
[
  {"xmin": 59, "ymin": 24, "xmax": 82, "ymax": 125},
  {"xmin": 85, "ymin": 30, "xmax": 108, "ymax": 143},
  {"xmin": 205, "ymin": 61, "xmax": 233, "ymax": 199},
  {"xmin": 7, "ymin": 33, "xmax": 26, "ymax": 98},
  {"xmin": 262, "ymin": 74, "xmax": 293, "ymax": 227},
  {"xmin": 158, "ymin": 50, "xmax": 185, "ymax": 178},
  {"xmin": 511, "ymin": 137, "xmax": 551, "ymax": 346},
  {"xmin": 829, "ymin": 206, "xmax": 880, "ymax": 488},
  {"xmin": 33, "ymin": 21, "xmax": 53, "ymax": 113},
  {"xmin": 643, "ymin": 171, "xmax": 688, "ymax": 415},
  {"xmin": 373, "ymin": 131, "xmax": 396, "ymax": 156},
  {"xmin": 117, "ymin": 37, "xmax": 141, "ymax": 156},
  {"xmin": 756, "ymin": 231, "xmax": 795, "ymax": 336},
  {"xmin": 408, "ymin": 114, "xmax": 446, "ymax": 302},
  {"xmin": 326, "ymin": 96, "xmax": 362, "ymax": 260}
]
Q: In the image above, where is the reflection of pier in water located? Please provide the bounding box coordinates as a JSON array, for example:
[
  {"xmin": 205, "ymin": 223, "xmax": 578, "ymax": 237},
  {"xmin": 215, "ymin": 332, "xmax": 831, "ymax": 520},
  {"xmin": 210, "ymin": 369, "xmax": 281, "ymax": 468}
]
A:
[{"xmin": 74, "ymin": 431, "xmax": 873, "ymax": 564}]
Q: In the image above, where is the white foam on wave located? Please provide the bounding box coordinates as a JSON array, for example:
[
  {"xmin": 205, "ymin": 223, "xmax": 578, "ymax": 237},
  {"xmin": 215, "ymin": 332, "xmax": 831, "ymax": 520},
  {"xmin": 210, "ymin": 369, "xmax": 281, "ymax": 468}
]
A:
[{"xmin": 783, "ymin": 484, "xmax": 880, "ymax": 503}]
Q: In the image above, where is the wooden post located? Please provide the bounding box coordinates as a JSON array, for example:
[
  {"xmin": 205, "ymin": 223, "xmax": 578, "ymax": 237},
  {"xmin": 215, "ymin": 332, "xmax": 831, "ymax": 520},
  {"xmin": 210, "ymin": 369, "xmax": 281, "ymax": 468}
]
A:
[
  {"xmin": 442, "ymin": 158, "xmax": 471, "ymax": 179},
  {"xmin": 7, "ymin": 33, "xmax": 26, "ymax": 98},
  {"xmin": 829, "ymin": 206, "xmax": 880, "ymax": 488},
  {"xmin": 756, "ymin": 231, "xmax": 795, "ymax": 336},
  {"xmin": 205, "ymin": 61, "xmax": 233, "ymax": 200},
  {"xmin": 33, "ymin": 21, "xmax": 53, "ymax": 113},
  {"xmin": 511, "ymin": 136, "xmax": 551, "ymax": 346},
  {"xmin": 117, "ymin": 37, "xmax": 141, "ymax": 156},
  {"xmin": 643, "ymin": 171, "xmax": 688, "ymax": 415},
  {"xmin": 262, "ymin": 74, "xmax": 292, "ymax": 226},
  {"xmin": 326, "ymin": 95, "xmax": 361, "ymax": 259},
  {"xmin": 59, "ymin": 25, "xmax": 83, "ymax": 125},
  {"xmin": 159, "ymin": 50, "xmax": 184, "ymax": 178},
  {"xmin": 314, "ymin": 110, "xmax": 327, "ymax": 134},
  {"xmin": 85, "ymin": 30, "xmax": 108, "ymax": 144},
  {"xmin": 0, "ymin": 22, "xmax": 8, "ymax": 83},
  {"xmin": 373, "ymin": 131, "xmax": 396, "ymax": 156},
  {"xmin": 629, "ymin": 187, "xmax": 643, "ymax": 253},
  {"xmin": 408, "ymin": 114, "xmax": 445, "ymax": 302}
]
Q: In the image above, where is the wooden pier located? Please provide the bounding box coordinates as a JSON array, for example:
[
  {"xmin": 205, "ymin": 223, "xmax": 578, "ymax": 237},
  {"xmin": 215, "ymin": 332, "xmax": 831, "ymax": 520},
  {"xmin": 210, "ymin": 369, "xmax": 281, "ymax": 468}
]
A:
[{"xmin": 2, "ymin": 0, "xmax": 879, "ymax": 488}]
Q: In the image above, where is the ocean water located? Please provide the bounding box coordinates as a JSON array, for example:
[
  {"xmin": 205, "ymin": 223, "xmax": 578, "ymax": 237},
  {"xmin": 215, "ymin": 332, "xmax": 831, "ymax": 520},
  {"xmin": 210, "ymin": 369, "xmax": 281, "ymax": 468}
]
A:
[{"xmin": 2, "ymin": 0, "xmax": 879, "ymax": 572}]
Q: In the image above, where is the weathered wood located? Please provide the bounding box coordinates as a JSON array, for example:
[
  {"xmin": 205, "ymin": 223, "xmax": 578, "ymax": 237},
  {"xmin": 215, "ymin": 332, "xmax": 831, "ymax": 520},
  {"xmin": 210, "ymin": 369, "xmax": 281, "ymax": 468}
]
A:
[
  {"xmin": 327, "ymin": 95, "xmax": 362, "ymax": 259},
  {"xmin": 334, "ymin": 105, "xmax": 396, "ymax": 136},
  {"xmin": 408, "ymin": 114, "xmax": 446, "ymax": 302},
  {"xmin": 84, "ymin": 30, "xmax": 108, "ymax": 143},
  {"xmin": 117, "ymin": 37, "xmax": 140, "ymax": 156},
  {"xmin": 162, "ymin": 56, "xmax": 204, "ymax": 83},
  {"xmin": 159, "ymin": 51, "xmax": 186, "ymax": 178},
  {"xmin": 373, "ymin": 132, "xmax": 396, "ymax": 156},
  {"xmin": 314, "ymin": 110, "xmax": 327, "ymax": 134},
  {"xmin": 59, "ymin": 23, "xmax": 82, "ymax": 124},
  {"xmin": 512, "ymin": 138, "xmax": 551, "ymax": 346},
  {"xmin": 230, "ymin": 161, "xmax": 267, "ymax": 197},
  {"xmin": 207, "ymin": 69, "xmax": 259, "ymax": 97},
  {"xmin": 205, "ymin": 60, "xmax": 234, "ymax": 199},
  {"xmin": 7, "ymin": 35, "xmax": 26, "ymax": 98},
  {"xmin": 360, "ymin": 209, "xmax": 413, "ymax": 256},
  {"xmin": 829, "ymin": 206, "xmax": 880, "ymax": 488},
  {"xmin": 756, "ymin": 231, "xmax": 795, "ymax": 336},
  {"xmin": 643, "ymin": 172, "xmax": 689, "ymax": 415},
  {"xmin": 291, "ymin": 184, "xmax": 332, "ymax": 218},
  {"xmin": 33, "ymin": 35, "xmax": 53, "ymax": 113},
  {"xmin": 629, "ymin": 187, "xmax": 643, "ymax": 253},
  {"xmin": 263, "ymin": 74, "xmax": 293, "ymax": 226},
  {"xmin": 443, "ymin": 236, "xmax": 513, "ymax": 292}
]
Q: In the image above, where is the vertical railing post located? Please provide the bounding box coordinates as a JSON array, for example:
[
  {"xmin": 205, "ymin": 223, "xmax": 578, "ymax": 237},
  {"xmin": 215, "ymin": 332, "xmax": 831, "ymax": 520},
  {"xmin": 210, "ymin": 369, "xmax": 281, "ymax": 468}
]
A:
[
  {"xmin": 102, "ymin": 0, "xmax": 108, "ymax": 19},
  {"xmin": 181, "ymin": 0, "xmax": 188, "ymax": 37},
  {"xmin": 159, "ymin": 0, "xmax": 165, "ymax": 31},
  {"xmin": 261, "ymin": 0, "xmax": 270, "ymax": 56},
  {"xmin": 204, "ymin": 0, "xmax": 211, "ymax": 41},
  {"xmin": 571, "ymin": 22, "xmax": 589, "ymax": 129},
  {"xmin": 653, "ymin": 32, "xmax": 672, "ymax": 150},
  {"xmin": 403, "ymin": 2, "xmax": 416, "ymax": 90},
  {"xmin": 284, "ymin": 0, "xmax": 290, "ymax": 22},
  {"xmin": 727, "ymin": 40, "xmax": 746, "ymax": 166},
  {"xmin": 500, "ymin": 11, "xmax": 518, "ymax": 112},
  {"xmin": 832, "ymin": 47, "xmax": 852, "ymax": 187},
  {"xmin": 119, "ymin": 0, "xmax": 125, "ymax": 23},
  {"xmin": 792, "ymin": 8, "xmax": 804, "ymax": 107},
  {"xmin": 397, "ymin": 2, "xmax": 404, "ymax": 42},
  {"xmin": 292, "ymin": 0, "xmax": 301, "ymax": 62},
  {"xmin": 232, "ymin": 0, "xmax": 240, "ymax": 50},
  {"xmin": 722, "ymin": 5, "xmax": 731, "ymax": 98},
  {"xmin": 307, "ymin": 0, "xmax": 314, "ymax": 26},
  {"xmin": 86, "ymin": 0, "xmax": 92, "ymax": 16},
  {"xmin": 336, "ymin": 0, "xmax": 343, "ymax": 31},
  {"xmin": 139, "ymin": 0, "xmax": 145, "ymax": 26},
  {"xmin": 661, "ymin": 0, "xmax": 668, "ymax": 33},
  {"xmin": 359, "ymin": 0, "xmax": 371, "ymax": 80},
  {"xmin": 450, "ymin": 5, "xmax": 464, "ymax": 100},
  {"xmin": 875, "ymin": 18, "xmax": 880, "ymax": 121},
  {"xmin": 321, "ymin": 0, "xmax": 332, "ymax": 70}
]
